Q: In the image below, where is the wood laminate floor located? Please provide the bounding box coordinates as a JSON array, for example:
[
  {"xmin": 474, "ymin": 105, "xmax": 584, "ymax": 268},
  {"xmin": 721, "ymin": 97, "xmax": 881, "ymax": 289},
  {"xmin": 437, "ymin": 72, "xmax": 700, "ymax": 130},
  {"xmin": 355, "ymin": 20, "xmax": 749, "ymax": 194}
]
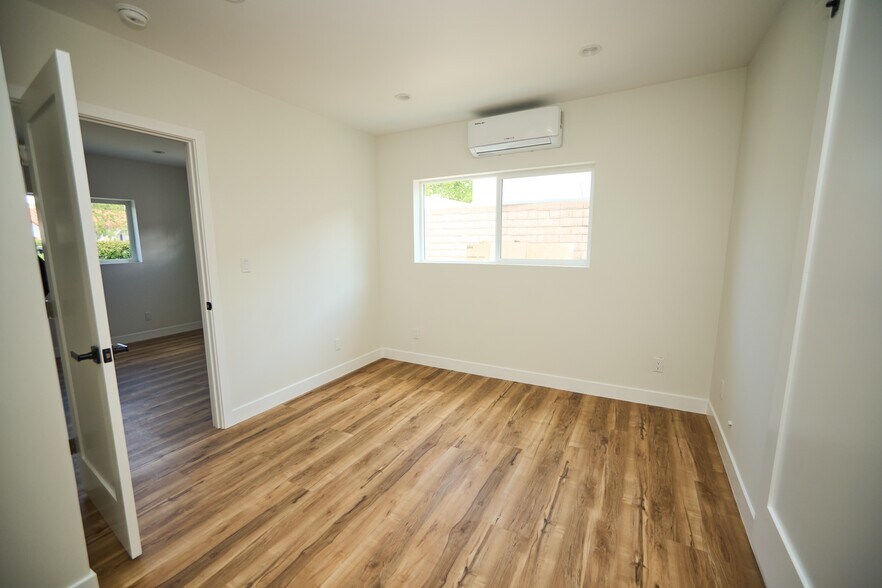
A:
[{"xmin": 81, "ymin": 331, "xmax": 763, "ymax": 587}]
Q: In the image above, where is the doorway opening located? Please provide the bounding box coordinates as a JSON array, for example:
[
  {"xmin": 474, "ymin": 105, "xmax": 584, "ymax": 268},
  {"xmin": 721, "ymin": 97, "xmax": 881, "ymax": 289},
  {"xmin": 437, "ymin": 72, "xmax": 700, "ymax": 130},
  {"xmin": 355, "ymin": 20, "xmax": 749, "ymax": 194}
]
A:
[
  {"xmin": 12, "ymin": 99, "xmax": 227, "ymax": 558},
  {"xmin": 73, "ymin": 121, "xmax": 215, "ymax": 466}
]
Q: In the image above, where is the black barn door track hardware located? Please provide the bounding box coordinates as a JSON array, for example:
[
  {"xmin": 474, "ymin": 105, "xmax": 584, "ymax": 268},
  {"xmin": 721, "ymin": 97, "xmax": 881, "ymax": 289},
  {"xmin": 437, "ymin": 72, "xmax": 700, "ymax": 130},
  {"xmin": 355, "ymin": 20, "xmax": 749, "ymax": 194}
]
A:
[{"xmin": 826, "ymin": 0, "xmax": 841, "ymax": 18}]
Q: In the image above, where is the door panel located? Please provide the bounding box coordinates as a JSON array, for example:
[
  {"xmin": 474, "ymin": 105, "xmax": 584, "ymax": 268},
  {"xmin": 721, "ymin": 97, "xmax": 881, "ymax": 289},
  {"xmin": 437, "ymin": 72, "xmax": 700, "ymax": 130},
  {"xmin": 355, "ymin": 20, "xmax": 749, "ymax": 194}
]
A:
[{"xmin": 21, "ymin": 50, "xmax": 141, "ymax": 558}]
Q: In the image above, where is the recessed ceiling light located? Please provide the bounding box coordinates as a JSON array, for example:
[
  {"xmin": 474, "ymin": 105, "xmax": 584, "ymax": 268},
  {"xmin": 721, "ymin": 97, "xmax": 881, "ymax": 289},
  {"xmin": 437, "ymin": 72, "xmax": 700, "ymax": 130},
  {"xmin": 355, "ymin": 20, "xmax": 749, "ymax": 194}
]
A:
[
  {"xmin": 115, "ymin": 3, "xmax": 150, "ymax": 29},
  {"xmin": 152, "ymin": 150, "xmax": 165, "ymax": 154},
  {"xmin": 579, "ymin": 44, "xmax": 603, "ymax": 57},
  {"xmin": 395, "ymin": 93, "xmax": 411, "ymax": 102}
]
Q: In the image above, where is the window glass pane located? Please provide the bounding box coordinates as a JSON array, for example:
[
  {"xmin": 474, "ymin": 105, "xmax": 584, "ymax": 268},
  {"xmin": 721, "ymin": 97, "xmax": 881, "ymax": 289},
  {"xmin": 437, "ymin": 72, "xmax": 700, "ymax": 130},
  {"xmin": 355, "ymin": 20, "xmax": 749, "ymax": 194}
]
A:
[
  {"xmin": 91, "ymin": 202, "xmax": 133, "ymax": 260},
  {"xmin": 501, "ymin": 171, "xmax": 591, "ymax": 262},
  {"xmin": 25, "ymin": 194, "xmax": 44, "ymax": 257},
  {"xmin": 423, "ymin": 177, "xmax": 496, "ymax": 262}
]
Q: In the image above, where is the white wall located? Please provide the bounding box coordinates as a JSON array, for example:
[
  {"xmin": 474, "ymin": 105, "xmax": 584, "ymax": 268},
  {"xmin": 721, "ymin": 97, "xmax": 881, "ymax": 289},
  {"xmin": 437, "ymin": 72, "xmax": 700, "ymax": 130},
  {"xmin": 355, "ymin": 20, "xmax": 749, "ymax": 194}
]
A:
[
  {"xmin": 0, "ymin": 0, "xmax": 380, "ymax": 420},
  {"xmin": 377, "ymin": 69, "xmax": 745, "ymax": 406},
  {"xmin": 708, "ymin": 0, "xmax": 829, "ymax": 515},
  {"xmin": 0, "ymin": 51, "xmax": 96, "ymax": 588},
  {"xmin": 770, "ymin": 0, "xmax": 881, "ymax": 583},
  {"xmin": 86, "ymin": 153, "xmax": 203, "ymax": 341}
]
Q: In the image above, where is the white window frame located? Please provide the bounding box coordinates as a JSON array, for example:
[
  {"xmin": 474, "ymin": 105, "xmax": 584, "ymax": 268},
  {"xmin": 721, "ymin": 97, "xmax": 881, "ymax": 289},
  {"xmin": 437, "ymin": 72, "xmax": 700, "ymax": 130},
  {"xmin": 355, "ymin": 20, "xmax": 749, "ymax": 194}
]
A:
[
  {"xmin": 414, "ymin": 163, "xmax": 595, "ymax": 267},
  {"xmin": 92, "ymin": 197, "xmax": 143, "ymax": 264}
]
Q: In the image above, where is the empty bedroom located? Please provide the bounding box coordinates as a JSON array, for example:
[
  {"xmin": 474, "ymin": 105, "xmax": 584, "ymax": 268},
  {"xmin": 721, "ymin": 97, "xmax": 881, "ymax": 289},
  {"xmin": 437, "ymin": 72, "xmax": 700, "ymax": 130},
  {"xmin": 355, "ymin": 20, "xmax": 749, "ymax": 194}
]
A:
[{"xmin": 1, "ymin": 0, "xmax": 879, "ymax": 586}]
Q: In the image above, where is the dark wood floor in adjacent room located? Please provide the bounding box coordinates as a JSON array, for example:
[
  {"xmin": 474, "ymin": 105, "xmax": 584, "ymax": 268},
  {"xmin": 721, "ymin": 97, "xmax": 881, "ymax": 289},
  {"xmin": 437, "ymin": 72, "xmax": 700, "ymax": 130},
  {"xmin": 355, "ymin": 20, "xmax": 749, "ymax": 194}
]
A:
[{"xmin": 81, "ymin": 330, "xmax": 763, "ymax": 587}]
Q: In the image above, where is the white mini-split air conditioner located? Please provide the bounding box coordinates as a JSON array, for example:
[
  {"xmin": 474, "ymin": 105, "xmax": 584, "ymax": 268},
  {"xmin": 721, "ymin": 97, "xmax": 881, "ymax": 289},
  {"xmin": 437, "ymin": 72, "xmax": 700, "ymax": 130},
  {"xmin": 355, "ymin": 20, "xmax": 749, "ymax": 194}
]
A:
[{"xmin": 467, "ymin": 105, "xmax": 562, "ymax": 157}]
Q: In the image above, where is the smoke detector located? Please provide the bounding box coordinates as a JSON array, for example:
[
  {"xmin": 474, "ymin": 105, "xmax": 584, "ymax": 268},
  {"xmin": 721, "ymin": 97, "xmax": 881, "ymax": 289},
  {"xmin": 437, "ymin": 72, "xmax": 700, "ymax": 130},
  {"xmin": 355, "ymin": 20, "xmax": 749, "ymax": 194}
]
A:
[{"xmin": 115, "ymin": 3, "xmax": 150, "ymax": 29}]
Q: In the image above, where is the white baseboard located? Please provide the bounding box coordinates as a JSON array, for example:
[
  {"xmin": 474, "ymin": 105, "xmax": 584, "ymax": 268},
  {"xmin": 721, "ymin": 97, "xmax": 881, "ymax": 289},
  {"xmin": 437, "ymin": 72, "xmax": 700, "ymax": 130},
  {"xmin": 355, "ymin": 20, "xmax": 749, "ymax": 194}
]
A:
[
  {"xmin": 228, "ymin": 349, "xmax": 384, "ymax": 426},
  {"xmin": 68, "ymin": 569, "xmax": 98, "ymax": 588},
  {"xmin": 707, "ymin": 401, "xmax": 756, "ymax": 521},
  {"xmin": 382, "ymin": 348, "xmax": 708, "ymax": 414},
  {"xmin": 114, "ymin": 321, "xmax": 203, "ymax": 343},
  {"xmin": 228, "ymin": 347, "xmax": 708, "ymax": 430}
]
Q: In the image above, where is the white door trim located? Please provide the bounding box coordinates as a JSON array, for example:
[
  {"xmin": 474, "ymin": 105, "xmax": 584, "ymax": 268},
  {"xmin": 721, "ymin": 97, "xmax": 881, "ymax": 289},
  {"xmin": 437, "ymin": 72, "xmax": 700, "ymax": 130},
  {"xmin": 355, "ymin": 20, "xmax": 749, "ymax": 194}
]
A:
[
  {"xmin": 7, "ymin": 87, "xmax": 232, "ymax": 429},
  {"xmin": 77, "ymin": 103, "xmax": 230, "ymax": 428}
]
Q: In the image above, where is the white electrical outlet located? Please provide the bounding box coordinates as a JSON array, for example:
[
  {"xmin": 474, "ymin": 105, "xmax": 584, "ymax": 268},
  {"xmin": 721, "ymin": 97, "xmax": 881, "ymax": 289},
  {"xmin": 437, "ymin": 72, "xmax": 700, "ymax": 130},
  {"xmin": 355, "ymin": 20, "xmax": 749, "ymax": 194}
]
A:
[
  {"xmin": 719, "ymin": 378, "xmax": 725, "ymax": 399},
  {"xmin": 240, "ymin": 257, "xmax": 251, "ymax": 273},
  {"xmin": 334, "ymin": 338, "xmax": 341, "ymax": 351},
  {"xmin": 652, "ymin": 356, "xmax": 665, "ymax": 373},
  {"xmin": 144, "ymin": 311, "xmax": 152, "ymax": 322},
  {"xmin": 412, "ymin": 328, "xmax": 421, "ymax": 341}
]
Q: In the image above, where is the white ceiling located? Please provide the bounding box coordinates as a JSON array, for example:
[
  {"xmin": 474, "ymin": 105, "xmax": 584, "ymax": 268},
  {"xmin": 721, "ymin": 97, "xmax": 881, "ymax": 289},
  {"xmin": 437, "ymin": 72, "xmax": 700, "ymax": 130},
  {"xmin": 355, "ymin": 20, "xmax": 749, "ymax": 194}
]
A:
[
  {"xmin": 80, "ymin": 121, "xmax": 187, "ymax": 167},
  {"xmin": 29, "ymin": 0, "xmax": 784, "ymax": 135}
]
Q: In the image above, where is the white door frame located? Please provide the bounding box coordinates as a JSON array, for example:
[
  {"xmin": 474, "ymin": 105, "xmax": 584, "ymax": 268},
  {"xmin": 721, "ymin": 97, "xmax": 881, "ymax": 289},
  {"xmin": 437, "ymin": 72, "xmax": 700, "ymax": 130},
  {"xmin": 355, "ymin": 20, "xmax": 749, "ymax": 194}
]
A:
[
  {"xmin": 78, "ymin": 103, "xmax": 230, "ymax": 429},
  {"xmin": 9, "ymin": 86, "xmax": 231, "ymax": 429}
]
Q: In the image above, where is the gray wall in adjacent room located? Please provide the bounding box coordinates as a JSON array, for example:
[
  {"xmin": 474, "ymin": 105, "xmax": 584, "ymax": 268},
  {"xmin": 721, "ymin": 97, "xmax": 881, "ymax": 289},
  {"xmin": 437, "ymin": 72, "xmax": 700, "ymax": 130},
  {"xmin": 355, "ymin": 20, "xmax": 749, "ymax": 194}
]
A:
[{"xmin": 86, "ymin": 153, "xmax": 202, "ymax": 340}]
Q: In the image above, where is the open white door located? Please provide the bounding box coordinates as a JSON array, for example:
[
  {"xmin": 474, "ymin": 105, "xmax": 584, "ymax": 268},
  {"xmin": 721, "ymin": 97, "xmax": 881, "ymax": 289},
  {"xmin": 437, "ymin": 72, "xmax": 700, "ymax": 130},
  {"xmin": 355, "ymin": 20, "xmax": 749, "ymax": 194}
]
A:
[{"xmin": 20, "ymin": 50, "xmax": 142, "ymax": 558}]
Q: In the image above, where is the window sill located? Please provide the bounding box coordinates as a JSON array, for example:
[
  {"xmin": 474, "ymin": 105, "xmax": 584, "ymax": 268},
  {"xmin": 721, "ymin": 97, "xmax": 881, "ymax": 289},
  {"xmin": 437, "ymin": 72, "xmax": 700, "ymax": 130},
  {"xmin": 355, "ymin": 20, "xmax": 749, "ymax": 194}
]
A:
[
  {"xmin": 99, "ymin": 258, "xmax": 142, "ymax": 265},
  {"xmin": 414, "ymin": 259, "xmax": 589, "ymax": 268}
]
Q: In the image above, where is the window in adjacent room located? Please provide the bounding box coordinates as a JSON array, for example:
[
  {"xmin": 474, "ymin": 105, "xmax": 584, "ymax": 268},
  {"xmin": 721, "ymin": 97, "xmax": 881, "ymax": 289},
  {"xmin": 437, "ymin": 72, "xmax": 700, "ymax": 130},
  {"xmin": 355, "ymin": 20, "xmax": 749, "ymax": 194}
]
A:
[
  {"xmin": 90, "ymin": 198, "xmax": 142, "ymax": 263},
  {"xmin": 415, "ymin": 165, "xmax": 593, "ymax": 266}
]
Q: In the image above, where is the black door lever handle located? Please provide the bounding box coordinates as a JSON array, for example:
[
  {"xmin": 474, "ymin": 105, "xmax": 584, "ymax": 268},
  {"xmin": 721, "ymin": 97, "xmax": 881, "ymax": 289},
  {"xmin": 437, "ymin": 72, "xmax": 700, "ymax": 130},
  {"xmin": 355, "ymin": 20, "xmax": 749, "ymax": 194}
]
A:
[
  {"xmin": 70, "ymin": 346, "xmax": 101, "ymax": 363},
  {"xmin": 112, "ymin": 343, "xmax": 129, "ymax": 354}
]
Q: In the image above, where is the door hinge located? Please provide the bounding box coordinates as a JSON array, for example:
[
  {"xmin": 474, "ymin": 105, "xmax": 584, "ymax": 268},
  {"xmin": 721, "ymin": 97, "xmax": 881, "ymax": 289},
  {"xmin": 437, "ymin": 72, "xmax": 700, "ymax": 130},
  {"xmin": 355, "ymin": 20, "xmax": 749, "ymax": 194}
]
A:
[{"xmin": 69, "ymin": 437, "xmax": 78, "ymax": 455}]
